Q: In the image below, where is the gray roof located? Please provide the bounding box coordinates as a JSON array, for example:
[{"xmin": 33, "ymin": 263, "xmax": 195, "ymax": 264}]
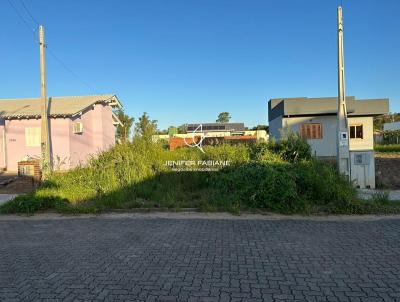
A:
[
  {"xmin": 383, "ymin": 122, "xmax": 400, "ymax": 131},
  {"xmin": 187, "ymin": 123, "xmax": 245, "ymax": 132},
  {"xmin": 0, "ymin": 94, "xmax": 122, "ymax": 119},
  {"xmin": 268, "ymin": 97, "xmax": 389, "ymax": 121}
]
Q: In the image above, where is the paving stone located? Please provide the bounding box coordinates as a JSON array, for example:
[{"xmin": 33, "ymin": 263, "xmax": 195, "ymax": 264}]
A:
[{"xmin": 1, "ymin": 217, "xmax": 400, "ymax": 301}]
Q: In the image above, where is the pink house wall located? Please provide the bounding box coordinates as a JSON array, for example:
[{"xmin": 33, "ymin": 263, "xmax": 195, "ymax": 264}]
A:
[
  {"xmin": 69, "ymin": 104, "xmax": 116, "ymax": 167},
  {"xmin": 102, "ymin": 105, "xmax": 116, "ymax": 150},
  {"xmin": 1, "ymin": 119, "xmax": 71, "ymax": 171},
  {"xmin": 92, "ymin": 103, "xmax": 105, "ymax": 152},
  {"xmin": 0, "ymin": 103, "xmax": 116, "ymax": 172},
  {"xmin": 0, "ymin": 120, "xmax": 6, "ymax": 170},
  {"xmin": 50, "ymin": 118, "xmax": 71, "ymax": 170},
  {"xmin": 69, "ymin": 109, "xmax": 96, "ymax": 167}
]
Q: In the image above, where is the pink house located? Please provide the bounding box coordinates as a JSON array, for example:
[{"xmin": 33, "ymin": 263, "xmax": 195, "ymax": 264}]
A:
[{"xmin": 0, "ymin": 94, "xmax": 122, "ymax": 171}]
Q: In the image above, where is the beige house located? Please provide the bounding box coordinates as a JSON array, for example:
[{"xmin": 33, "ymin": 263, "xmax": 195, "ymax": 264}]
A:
[
  {"xmin": 268, "ymin": 96, "xmax": 389, "ymax": 188},
  {"xmin": 269, "ymin": 97, "xmax": 388, "ymax": 157}
]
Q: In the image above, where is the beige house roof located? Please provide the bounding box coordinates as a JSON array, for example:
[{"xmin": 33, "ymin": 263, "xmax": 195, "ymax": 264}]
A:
[{"xmin": 0, "ymin": 94, "xmax": 122, "ymax": 119}]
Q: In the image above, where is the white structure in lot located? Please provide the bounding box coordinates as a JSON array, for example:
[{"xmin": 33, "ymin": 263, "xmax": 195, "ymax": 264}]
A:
[
  {"xmin": 268, "ymin": 96, "xmax": 389, "ymax": 189},
  {"xmin": 383, "ymin": 122, "xmax": 400, "ymax": 131},
  {"xmin": 153, "ymin": 130, "xmax": 268, "ymax": 142}
]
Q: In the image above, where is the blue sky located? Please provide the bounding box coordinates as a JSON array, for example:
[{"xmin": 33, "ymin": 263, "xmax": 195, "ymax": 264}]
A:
[{"xmin": 2, "ymin": 0, "xmax": 399, "ymax": 129}]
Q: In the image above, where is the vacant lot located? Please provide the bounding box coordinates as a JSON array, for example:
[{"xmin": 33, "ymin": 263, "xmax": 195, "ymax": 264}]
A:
[
  {"xmin": 375, "ymin": 153, "xmax": 400, "ymax": 189},
  {"xmin": 1, "ymin": 214, "xmax": 400, "ymax": 301}
]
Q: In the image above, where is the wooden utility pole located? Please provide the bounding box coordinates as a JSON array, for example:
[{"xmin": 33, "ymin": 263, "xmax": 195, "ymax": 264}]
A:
[
  {"xmin": 337, "ymin": 6, "xmax": 350, "ymax": 178},
  {"xmin": 39, "ymin": 25, "xmax": 51, "ymax": 178}
]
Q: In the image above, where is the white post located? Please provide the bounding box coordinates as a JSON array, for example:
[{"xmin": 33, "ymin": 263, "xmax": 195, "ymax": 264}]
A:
[{"xmin": 337, "ymin": 6, "xmax": 350, "ymax": 178}]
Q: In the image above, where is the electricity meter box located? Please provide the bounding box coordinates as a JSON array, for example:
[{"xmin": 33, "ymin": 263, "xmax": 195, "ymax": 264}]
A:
[{"xmin": 350, "ymin": 151, "xmax": 375, "ymax": 189}]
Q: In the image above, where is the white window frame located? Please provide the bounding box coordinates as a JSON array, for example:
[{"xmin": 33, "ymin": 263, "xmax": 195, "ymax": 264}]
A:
[
  {"xmin": 73, "ymin": 122, "xmax": 84, "ymax": 134},
  {"xmin": 25, "ymin": 127, "xmax": 41, "ymax": 147},
  {"xmin": 349, "ymin": 124, "xmax": 363, "ymax": 139}
]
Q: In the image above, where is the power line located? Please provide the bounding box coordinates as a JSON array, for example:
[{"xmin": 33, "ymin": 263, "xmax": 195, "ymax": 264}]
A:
[
  {"xmin": 7, "ymin": 0, "xmax": 35, "ymax": 33},
  {"xmin": 6, "ymin": 0, "xmax": 97, "ymax": 93},
  {"xmin": 47, "ymin": 48, "xmax": 95, "ymax": 92},
  {"xmin": 19, "ymin": 0, "xmax": 39, "ymax": 26}
]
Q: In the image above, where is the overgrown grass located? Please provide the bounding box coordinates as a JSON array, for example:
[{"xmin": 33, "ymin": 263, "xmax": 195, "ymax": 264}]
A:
[
  {"xmin": 375, "ymin": 144, "xmax": 400, "ymax": 153},
  {"xmin": 1, "ymin": 136, "xmax": 397, "ymax": 215}
]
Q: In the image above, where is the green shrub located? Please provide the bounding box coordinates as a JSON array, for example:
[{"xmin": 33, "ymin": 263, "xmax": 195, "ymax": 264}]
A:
[
  {"xmin": 211, "ymin": 162, "xmax": 301, "ymax": 213},
  {"xmin": 202, "ymin": 143, "xmax": 250, "ymax": 163},
  {"xmin": 294, "ymin": 160, "xmax": 356, "ymax": 209},
  {"xmin": 375, "ymin": 144, "xmax": 400, "ymax": 153},
  {"xmin": 371, "ymin": 191, "xmax": 390, "ymax": 205},
  {"xmin": 277, "ymin": 130, "xmax": 312, "ymax": 163},
  {"xmin": 0, "ymin": 194, "xmax": 69, "ymax": 215},
  {"xmin": 328, "ymin": 200, "xmax": 400, "ymax": 215},
  {"xmin": 0, "ymin": 137, "xmax": 362, "ymax": 215},
  {"xmin": 209, "ymin": 160, "xmax": 356, "ymax": 214},
  {"xmin": 249, "ymin": 142, "xmax": 283, "ymax": 163}
]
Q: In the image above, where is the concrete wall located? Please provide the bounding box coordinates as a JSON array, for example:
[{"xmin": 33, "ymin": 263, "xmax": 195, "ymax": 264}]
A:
[
  {"xmin": 270, "ymin": 115, "xmax": 374, "ymax": 157},
  {"xmin": 350, "ymin": 150, "xmax": 375, "ymax": 189},
  {"xmin": 283, "ymin": 116, "xmax": 337, "ymax": 157},
  {"xmin": 268, "ymin": 116, "xmax": 282, "ymax": 141}
]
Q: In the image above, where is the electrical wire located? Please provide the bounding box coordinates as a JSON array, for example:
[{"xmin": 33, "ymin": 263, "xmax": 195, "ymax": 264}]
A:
[
  {"xmin": 7, "ymin": 0, "xmax": 35, "ymax": 33},
  {"xmin": 6, "ymin": 0, "xmax": 97, "ymax": 93},
  {"xmin": 19, "ymin": 0, "xmax": 39, "ymax": 26},
  {"xmin": 47, "ymin": 48, "xmax": 95, "ymax": 92}
]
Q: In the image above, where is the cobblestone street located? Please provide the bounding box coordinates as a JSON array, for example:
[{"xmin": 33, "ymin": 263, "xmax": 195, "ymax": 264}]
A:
[{"xmin": 1, "ymin": 215, "xmax": 400, "ymax": 301}]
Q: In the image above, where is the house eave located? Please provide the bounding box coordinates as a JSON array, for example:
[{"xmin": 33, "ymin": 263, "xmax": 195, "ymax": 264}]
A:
[
  {"xmin": 107, "ymin": 95, "xmax": 123, "ymax": 109},
  {"xmin": 282, "ymin": 113, "xmax": 385, "ymax": 118},
  {"xmin": 112, "ymin": 112, "xmax": 123, "ymax": 126},
  {"xmin": 0, "ymin": 114, "xmax": 73, "ymax": 120}
]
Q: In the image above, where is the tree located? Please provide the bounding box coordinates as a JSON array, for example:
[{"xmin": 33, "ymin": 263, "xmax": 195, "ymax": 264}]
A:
[
  {"xmin": 115, "ymin": 110, "xmax": 134, "ymax": 143},
  {"xmin": 135, "ymin": 112, "xmax": 158, "ymax": 139},
  {"xmin": 168, "ymin": 126, "xmax": 178, "ymax": 136},
  {"xmin": 250, "ymin": 124, "xmax": 269, "ymax": 133},
  {"xmin": 156, "ymin": 129, "xmax": 168, "ymax": 135},
  {"xmin": 178, "ymin": 124, "xmax": 188, "ymax": 134},
  {"xmin": 216, "ymin": 112, "xmax": 231, "ymax": 123},
  {"xmin": 374, "ymin": 113, "xmax": 400, "ymax": 131}
]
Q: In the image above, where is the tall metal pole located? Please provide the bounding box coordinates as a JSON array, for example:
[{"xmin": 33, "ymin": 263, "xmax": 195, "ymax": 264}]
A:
[
  {"xmin": 337, "ymin": 6, "xmax": 350, "ymax": 178},
  {"xmin": 39, "ymin": 25, "xmax": 51, "ymax": 178}
]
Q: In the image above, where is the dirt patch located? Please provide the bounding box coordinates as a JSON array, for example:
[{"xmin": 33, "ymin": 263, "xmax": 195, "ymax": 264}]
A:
[
  {"xmin": 375, "ymin": 154, "xmax": 400, "ymax": 189},
  {"xmin": 376, "ymin": 152, "xmax": 400, "ymax": 158},
  {"xmin": 0, "ymin": 176, "xmax": 36, "ymax": 194}
]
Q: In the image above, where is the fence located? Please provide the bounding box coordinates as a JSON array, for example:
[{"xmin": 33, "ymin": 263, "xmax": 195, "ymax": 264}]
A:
[{"xmin": 383, "ymin": 130, "xmax": 400, "ymax": 144}]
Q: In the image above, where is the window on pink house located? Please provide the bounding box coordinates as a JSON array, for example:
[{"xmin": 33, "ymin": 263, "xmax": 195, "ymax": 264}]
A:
[{"xmin": 25, "ymin": 127, "xmax": 41, "ymax": 147}]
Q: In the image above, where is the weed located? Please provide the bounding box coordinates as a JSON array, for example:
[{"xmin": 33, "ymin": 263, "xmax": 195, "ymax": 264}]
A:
[
  {"xmin": 371, "ymin": 191, "xmax": 390, "ymax": 205},
  {"xmin": 1, "ymin": 138, "xmax": 393, "ymax": 216}
]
